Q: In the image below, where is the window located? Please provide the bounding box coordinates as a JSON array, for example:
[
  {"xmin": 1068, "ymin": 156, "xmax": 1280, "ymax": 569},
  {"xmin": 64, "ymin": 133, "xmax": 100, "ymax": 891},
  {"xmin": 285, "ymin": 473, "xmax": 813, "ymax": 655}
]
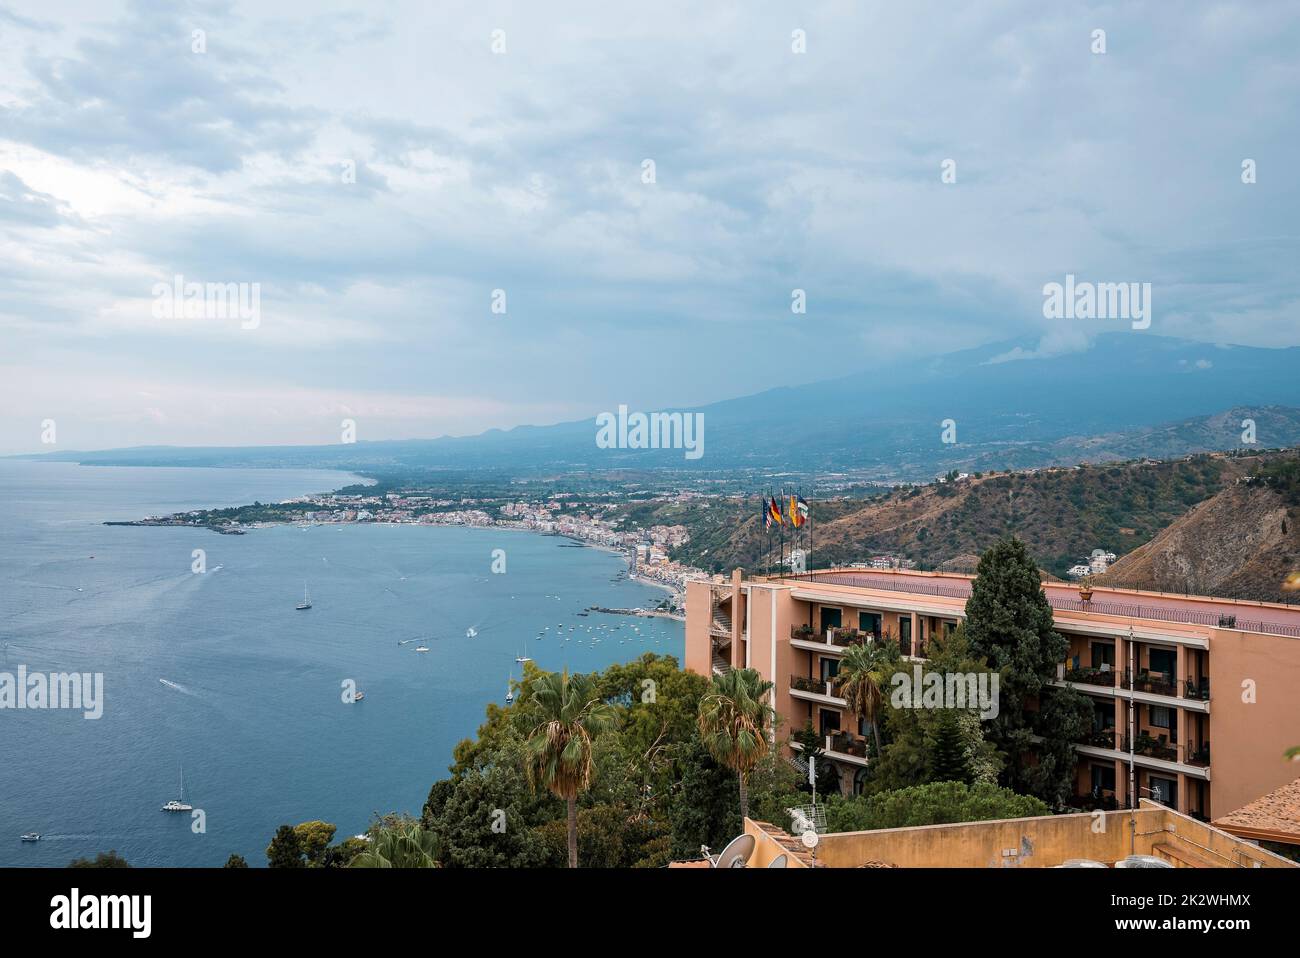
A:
[
  {"xmin": 899, "ymin": 616, "xmax": 912, "ymax": 656},
  {"xmin": 1090, "ymin": 763, "xmax": 1116, "ymax": 794},
  {"xmin": 858, "ymin": 611, "xmax": 881, "ymax": 636},
  {"xmin": 818, "ymin": 708, "xmax": 840, "ymax": 736},
  {"xmin": 1149, "ymin": 706, "xmax": 1172, "ymax": 730},
  {"xmin": 1148, "ymin": 775, "xmax": 1177, "ymax": 808},
  {"xmin": 1148, "ymin": 648, "xmax": 1175, "ymax": 679},
  {"xmin": 820, "ymin": 658, "xmax": 840, "ymax": 683},
  {"xmin": 1092, "ymin": 701, "xmax": 1114, "ymax": 731},
  {"xmin": 1091, "ymin": 642, "xmax": 1115, "ymax": 670},
  {"xmin": 820, "ymin": 607, "xmax": 842, "ymax": 632}
]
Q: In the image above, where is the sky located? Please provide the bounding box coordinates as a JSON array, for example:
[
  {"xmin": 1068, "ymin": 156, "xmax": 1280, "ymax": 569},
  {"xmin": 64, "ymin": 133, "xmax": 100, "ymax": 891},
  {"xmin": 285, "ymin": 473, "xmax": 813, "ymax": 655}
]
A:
[{"xmin": 1, "ymin": 0, "xmax": 1298, "ymax": 453}]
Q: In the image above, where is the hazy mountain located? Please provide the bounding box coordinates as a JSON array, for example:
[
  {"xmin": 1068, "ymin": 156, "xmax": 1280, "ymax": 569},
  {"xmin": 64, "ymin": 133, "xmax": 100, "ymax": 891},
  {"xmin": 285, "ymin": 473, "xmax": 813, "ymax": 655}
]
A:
[{"xmin": 19, "ymin": 334, "xmax": 1300, "ymax": 478}]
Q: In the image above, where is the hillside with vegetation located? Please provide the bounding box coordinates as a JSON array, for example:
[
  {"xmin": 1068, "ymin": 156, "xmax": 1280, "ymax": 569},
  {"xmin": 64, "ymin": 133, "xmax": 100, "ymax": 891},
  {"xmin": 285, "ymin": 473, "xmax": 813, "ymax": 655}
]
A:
[
  {"xmin": 1099, "ymin": 454, "xmax": 1300, "ymax": 602},
  {"xmin": 647, "ymin": 450, "xmax": 1300, "ymax": 600}
]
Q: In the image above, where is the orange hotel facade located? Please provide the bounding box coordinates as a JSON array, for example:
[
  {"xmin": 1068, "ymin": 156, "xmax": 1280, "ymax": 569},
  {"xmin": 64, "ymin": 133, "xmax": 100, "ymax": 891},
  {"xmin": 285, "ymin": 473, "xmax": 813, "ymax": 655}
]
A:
[{"xmin": 685, "ymin": 567, "xmax": 1300, "ymax": 820}]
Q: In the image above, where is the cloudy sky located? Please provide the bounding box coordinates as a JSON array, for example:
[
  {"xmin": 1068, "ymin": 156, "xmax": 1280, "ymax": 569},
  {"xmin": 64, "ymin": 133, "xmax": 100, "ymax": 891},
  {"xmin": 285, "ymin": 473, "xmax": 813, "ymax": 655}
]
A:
[{"xmin": 1, "ymin": 0, "xmax": 1297, "ymax": 453}]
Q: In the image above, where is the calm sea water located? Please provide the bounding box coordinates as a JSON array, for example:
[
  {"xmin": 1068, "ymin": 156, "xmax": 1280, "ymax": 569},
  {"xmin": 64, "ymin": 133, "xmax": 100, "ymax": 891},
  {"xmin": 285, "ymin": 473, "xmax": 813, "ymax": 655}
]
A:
[{"xmin": 0, "ymin": 461, "xmax": 682, "ymax": 867}]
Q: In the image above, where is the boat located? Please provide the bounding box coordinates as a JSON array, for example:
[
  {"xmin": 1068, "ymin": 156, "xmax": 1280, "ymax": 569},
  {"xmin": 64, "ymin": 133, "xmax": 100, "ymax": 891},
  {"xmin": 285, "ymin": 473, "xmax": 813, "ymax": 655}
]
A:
[
  {"xmin": 161, "ymin": 765, "xmax": 193, "ymax": 813},
  {"xmin": 515, "ymin": 637, "xmax": 532, "ymax": 664},
  {"xmin": 414, "ymin": 645, "xmax": 429, "ymax": 653},
  {"xmin": 20, "ymin": 833, "xmax": 39, "ymax": 842},
  {"xmin": 353, "ymin": 691, "xmax": 365, "ymax": 702},
  {"xmin": 466, "ymin": 627, "xmax": 478, "ymax": 638},
  {"xmin": 505, "ymin": 678, "xmax": 515, "ymax": 704},
  {"xmin": 295, "ymin": 582, "xmax": 312, "ymax": 610}
]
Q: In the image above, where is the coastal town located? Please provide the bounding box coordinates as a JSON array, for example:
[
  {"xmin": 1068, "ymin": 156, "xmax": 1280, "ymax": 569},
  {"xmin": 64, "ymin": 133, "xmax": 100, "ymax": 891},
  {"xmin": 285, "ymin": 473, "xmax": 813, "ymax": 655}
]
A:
[{"xmin": 112, "ymin": 488, "xmax": 708, "ymax": 614}]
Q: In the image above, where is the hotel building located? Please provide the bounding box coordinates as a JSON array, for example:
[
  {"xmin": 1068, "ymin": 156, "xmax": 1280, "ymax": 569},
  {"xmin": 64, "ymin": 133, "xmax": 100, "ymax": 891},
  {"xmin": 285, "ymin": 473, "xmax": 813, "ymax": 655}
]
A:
[{"xmin": 685, "ymin": 567, "xmax": 1300, "ymax": 820}]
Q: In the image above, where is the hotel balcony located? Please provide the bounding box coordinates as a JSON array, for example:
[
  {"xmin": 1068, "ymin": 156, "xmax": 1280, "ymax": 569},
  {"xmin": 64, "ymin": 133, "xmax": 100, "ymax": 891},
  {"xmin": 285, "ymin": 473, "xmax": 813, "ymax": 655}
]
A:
[
  {"xmin": 790, "ymin": 625, "xmax": 872, "ymax": 655},
  {"xmin": 1078, "ymin": 727, "xmax": 1119, "ymax": 749},
  {"xmin": 1122, "ymin": 734, "xmax": 1179, "ymax": 763},
  {"xmin": 789, "ymin": 731, "xmax": 870, "ymax": 768},
  {"xmin": 1065, "ymin": 733, "xmax": 1212, "ymax": 781},
  {"xmin": 789, "ymin": 674, "xmax": 848, "ymax": 708},
  {"xmin": 1052, "ymin": 667, "xmax": 1210, "ymax": 713}
]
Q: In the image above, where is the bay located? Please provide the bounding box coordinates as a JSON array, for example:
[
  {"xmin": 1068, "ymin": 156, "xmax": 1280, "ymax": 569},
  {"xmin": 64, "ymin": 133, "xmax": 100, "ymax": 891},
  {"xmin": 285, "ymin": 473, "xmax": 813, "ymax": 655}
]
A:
[{"xmin": 0, "ymin": 461, "xmax": 682, "ymax": 866}]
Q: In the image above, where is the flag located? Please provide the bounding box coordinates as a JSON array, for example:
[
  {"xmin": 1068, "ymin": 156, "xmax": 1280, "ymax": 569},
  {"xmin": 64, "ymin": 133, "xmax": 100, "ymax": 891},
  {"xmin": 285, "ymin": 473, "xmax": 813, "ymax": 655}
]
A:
[
  {"xmin": 768, "ymin": 496, "xmax": 785, "ymax": 525},
  {"xmin": 763, "ymin": 496, "xmax": 772, "ymax": 530},
  {"xmin": 788, "ymin": 494, "xmax": 799, "ymax": 526},
  {"xmin": 797, "ymin": 495, "xmax": 810, "ymax": 524}
]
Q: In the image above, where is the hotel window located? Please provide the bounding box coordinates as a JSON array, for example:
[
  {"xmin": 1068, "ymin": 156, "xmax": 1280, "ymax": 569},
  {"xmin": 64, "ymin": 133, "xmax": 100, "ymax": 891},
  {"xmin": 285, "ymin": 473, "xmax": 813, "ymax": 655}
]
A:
[
  {"xmin": 1148, "ymin": 648, "xmax": 1175, "ymax": 679},
  {"xmin": 899, "ymin": 616, "xmax": 912, "ymax": 656},
  {"xmin": 1090, "ymin": 764, "xmax": 1116, "ymax": 795},
  {"xmin": 1149, "ymin": 706, "xmax": 1173, "ymax": 730},
  {"xmin": 1148, "ymin": 775, "xmax": 1177, "ymax": 808},
  {"xmin": 820, "ymin": 658, "xmax": 840, "ymax": 684},
  {"xmin": 858, "ymin": 611, "xmax": 881, "ymax": 637},
  {"xmin": 818, "ymin": 708, "xmax": 840, "ymax": 736},
  {"xmin": 820, "ymin": 607, "xmax": 842, "ymax": 633},
  {"xmin": 1091, "ymin": 642, "xmax": 1115, "ymax": 670}
]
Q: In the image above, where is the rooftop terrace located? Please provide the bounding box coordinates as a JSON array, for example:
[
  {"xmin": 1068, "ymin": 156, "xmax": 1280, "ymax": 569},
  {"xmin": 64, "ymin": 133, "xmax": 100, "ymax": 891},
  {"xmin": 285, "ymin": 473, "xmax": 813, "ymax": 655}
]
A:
[{"xmin": 772, "ymin": 568, "xmax": 1300, "ymax": 638}]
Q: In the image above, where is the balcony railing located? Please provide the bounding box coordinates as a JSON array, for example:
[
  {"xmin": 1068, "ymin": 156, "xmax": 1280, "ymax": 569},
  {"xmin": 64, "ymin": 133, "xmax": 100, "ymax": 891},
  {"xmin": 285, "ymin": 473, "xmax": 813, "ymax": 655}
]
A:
[
  {"xmin": 827, "ymin": 732, "xmax": 868, "ymax": 758},
  {"xmin": 1123, "ymin": 670, "xmax": 1177, "ymax": 697},
  {"xmin": 790, "ymin": 674, "xmax": 833, "ymax": 696},
  {"xmin": 1122, "ymin": 735, "xmax": 1179, "ymax": 763},
  {"xmin": 1184, "ymin": 677, "xmax": 1211, "ymax": 700},
  {"xmin": 1064, "ymin": 666, "xmax": 1117, "ymax": 687},
  {"xmin": 1184, "ymin": 742, "xmax": 1211, "ymax": 767},
  {"xmin": 790, "ymin": 625, "xmax": 817, "ymax": 642},
  {"xmin": 1078, "ymin": 727, "xmax": 1118, "ymax": 749},
  {"xmin": 784, "ymin": 571, "xmax": 1300, "ymax": 638},
  {"xmin": 829, "ymin": 627, "xmax": 870, "ymax": 648}
]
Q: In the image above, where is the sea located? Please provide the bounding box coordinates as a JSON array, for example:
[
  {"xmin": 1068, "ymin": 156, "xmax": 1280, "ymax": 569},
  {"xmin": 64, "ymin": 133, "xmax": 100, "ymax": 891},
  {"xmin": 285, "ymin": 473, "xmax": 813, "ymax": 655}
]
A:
[{"xmin": 0, "ymin": 460, "xmax": 683, "ymax": 866}]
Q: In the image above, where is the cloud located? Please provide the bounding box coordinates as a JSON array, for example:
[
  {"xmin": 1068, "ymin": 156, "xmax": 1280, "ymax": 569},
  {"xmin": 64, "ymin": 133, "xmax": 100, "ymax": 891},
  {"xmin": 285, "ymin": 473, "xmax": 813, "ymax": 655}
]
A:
[{"xmin": 0, "ymin": 0, "xmax": 1298, "ymax": 452}]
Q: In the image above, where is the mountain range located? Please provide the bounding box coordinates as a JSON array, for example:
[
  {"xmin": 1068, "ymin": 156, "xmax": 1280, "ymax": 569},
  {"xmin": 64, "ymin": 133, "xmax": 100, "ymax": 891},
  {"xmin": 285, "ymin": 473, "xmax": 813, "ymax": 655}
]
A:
[{"xmin": 19, "ymin": 333, "xmax": 1300, "ymax": 481}]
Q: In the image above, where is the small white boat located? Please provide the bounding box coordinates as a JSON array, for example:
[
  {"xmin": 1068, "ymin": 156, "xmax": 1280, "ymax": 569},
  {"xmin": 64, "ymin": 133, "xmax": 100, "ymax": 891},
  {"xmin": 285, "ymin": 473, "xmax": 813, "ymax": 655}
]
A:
[
  {"xmin": 414, "ymin": 645, "xmax": 429, "ymax": 653},
  {"xmin": 353, "ymin": 691, "xmax": 365, "ymax": 702},
  {"xmin": 466, "ymin": 627, "xmax": 478, "ymax": 638},
  {"xmin": 20, "ymin": 833, "xmax": 39, "ymax": 842},
  {"xmin": 505, "ymin": 679, "xmax": 514, "ymax": 704},
  {"xmin": 161, "ymin": 765, "xmax": 193, "ymax": 813},
  {"xmin": 295, "ymin": 582, "xmax": 312, "ymax": 611}
]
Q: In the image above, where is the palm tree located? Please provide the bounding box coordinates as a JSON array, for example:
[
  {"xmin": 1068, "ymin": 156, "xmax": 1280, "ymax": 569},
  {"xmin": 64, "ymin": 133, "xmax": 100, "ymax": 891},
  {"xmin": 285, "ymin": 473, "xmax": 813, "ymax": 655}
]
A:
[
  {"xmin": 523, "ymin": 669, "xmax": 617, "ymax": 868},
  {"xmin": 697, "ymin": 668, "xmax": 775, "ymax": 821},
  {"xmin": 835, "ymin": 641, "xmax": 895, "ymax": 757},
  {"xmin": 350, "ymin": 822, "xmax": 440, "ymax": 868}
]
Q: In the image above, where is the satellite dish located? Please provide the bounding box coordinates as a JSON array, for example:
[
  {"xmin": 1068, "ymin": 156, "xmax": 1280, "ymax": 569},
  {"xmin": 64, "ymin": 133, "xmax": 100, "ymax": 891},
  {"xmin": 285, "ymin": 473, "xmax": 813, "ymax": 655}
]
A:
[
  {"xmin": 800, "ymin": 830, "xmax": 819, "ymax": 849},
  {"xmin": 1115, "ymin": 855, "xmax": 1173, "ymax": 869},
  {"xmin": 767, "ymin": 854, "xmax": 788, "ymax": 868},
  {"xmin": 712, "ymin": 833, "xmax": 756, "ymax": 869}
]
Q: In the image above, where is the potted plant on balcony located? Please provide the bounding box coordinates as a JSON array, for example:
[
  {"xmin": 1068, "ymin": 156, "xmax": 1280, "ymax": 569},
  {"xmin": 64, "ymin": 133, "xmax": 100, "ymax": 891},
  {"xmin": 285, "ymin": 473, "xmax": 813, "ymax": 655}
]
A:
[
  {"xmin": 791, "ymin": 624, "xmax": 815, "ymax": 641},
  {"xmin": 1078, "ymin": 575, "xmax": 1095, "ymax": 603}
]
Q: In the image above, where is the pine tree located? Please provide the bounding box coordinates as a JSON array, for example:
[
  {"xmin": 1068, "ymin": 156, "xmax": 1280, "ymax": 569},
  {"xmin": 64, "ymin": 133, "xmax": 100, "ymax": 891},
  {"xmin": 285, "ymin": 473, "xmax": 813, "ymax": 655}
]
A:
[
  {"xmin": 963, "ymin": 537, "xmax": 1076, "ymax": 801},
  {"xmin": 928, "ymin": 710, "xmax": 969, "ymax": 783}
]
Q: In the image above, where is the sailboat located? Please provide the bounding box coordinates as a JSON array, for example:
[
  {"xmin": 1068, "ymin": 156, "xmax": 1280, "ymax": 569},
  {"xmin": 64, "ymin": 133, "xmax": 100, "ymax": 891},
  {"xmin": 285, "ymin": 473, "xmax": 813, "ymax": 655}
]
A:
[
  {"xmin": 505, "ymin": 677, "xmax": 515, "ymax": 704},
  {"xmin": 161, "ymin": 765, "xmax": 193, "ymax": 812},
  {"xmin": 515, "ymin": 635, "xmax": 532, "ymax": 664},
  {"xmin": 295, "ymin": 582, "xmax": 312, "ymax": 610}
]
